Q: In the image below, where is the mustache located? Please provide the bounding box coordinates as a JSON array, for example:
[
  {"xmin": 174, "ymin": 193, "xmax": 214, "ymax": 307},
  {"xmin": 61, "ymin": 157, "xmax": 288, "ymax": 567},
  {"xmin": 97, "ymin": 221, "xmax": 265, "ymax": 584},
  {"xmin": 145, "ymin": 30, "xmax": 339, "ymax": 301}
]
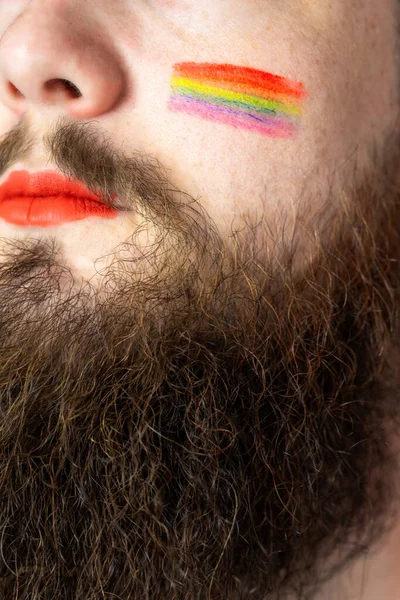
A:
[{"xmin": 0, "ymin": 115, "xmax": 194, "ymax": 222}]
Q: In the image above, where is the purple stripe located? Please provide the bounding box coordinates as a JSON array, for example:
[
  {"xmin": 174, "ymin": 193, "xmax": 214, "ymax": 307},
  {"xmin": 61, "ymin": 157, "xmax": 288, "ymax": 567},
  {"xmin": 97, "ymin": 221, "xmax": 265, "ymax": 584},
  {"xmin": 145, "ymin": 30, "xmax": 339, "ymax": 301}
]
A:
[{"xmin": 168, "ymin": 95, "xmax": 297, "ymax": 138}]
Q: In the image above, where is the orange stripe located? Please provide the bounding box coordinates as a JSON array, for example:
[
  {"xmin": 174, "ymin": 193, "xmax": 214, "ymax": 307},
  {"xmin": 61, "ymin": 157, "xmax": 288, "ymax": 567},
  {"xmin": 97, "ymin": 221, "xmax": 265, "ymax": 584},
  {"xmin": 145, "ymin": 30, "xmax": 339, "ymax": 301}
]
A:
[{"xmin": 173, "ymin": 63, "xmax": 306, "ymax": 100}]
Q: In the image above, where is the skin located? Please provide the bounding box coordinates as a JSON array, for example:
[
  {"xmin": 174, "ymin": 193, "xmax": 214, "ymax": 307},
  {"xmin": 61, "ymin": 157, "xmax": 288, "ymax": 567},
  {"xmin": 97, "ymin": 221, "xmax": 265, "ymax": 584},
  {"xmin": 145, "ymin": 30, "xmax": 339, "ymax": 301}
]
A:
[
  {"xmin": 0, "ymin": 1, "xmax": 398, "ymax": 599},
  {"xmin": 0, "ymin": 0, "xmax": 396, "ymax": 275}
]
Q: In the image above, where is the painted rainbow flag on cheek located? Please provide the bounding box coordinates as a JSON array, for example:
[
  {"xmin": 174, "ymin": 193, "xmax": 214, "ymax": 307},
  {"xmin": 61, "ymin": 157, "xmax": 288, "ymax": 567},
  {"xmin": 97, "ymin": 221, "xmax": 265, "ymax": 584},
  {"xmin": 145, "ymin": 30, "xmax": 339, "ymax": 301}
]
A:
[{"xmin": 168, "ymin": 62, "xmax": 307, "ymax": 139}]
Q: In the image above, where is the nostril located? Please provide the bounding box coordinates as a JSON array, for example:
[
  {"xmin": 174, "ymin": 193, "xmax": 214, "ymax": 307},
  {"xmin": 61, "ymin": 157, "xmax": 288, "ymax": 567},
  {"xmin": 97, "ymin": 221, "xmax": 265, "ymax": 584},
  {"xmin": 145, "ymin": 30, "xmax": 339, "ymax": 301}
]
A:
[
  {"xmin": 7, "ymin": 81, "xmax": 24, "ymax": 98},
  {"xmin": 44, "ymin": 78, "xmax": 82, "ymax": 99}
]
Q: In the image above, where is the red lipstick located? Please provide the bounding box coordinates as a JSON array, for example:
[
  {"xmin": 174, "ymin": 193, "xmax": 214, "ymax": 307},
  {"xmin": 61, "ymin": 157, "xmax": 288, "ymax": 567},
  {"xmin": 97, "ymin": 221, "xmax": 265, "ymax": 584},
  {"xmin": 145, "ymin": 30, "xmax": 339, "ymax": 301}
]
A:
[{"xmin": 0, "ymin": 170, "xmax": 119, "ymax": 227}]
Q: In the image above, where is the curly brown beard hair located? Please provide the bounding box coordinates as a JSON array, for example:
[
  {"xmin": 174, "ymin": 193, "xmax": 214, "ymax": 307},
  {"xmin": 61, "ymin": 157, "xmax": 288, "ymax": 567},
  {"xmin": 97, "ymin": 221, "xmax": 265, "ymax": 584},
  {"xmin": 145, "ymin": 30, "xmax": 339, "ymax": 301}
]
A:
[{"xmin": 0, "ymin": 120, "xmax": 399, "ymax": 600}]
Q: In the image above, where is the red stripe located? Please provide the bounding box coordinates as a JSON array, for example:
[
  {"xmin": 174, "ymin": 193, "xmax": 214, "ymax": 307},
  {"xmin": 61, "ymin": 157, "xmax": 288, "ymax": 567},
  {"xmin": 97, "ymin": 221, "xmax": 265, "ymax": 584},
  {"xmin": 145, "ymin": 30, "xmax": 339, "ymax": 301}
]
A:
[{"xmin": 173, "ymin": 63, "xmax": 306, "ymax": 100}]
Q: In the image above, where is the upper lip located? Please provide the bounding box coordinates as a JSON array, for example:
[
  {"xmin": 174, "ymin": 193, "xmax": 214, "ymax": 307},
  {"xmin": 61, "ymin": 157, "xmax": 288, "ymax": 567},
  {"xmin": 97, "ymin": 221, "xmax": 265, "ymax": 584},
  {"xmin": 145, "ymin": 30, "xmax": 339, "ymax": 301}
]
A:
[{"xmin": 0, "ymin": 170, "xmax": 121, "ymax": 210}]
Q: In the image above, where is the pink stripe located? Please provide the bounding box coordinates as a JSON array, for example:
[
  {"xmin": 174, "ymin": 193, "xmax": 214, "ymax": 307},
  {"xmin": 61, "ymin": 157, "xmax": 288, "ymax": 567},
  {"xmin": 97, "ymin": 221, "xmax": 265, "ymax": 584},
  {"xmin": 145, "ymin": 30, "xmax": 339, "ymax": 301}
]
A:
[{"xmin": 168, "ymin": 95, "xmax": 297, "ymax": 139}]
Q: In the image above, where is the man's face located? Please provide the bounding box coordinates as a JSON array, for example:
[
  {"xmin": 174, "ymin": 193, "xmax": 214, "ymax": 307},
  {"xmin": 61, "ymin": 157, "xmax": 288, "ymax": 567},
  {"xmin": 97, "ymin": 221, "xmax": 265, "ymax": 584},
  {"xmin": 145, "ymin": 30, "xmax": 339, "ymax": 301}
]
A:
[
  {"xmin": 0, "ymin": 0, "xmax": 397, "ymax": 274},
  {"xmin": 0, "ymin": 1, "xmax": 399, "ymax": 599}
]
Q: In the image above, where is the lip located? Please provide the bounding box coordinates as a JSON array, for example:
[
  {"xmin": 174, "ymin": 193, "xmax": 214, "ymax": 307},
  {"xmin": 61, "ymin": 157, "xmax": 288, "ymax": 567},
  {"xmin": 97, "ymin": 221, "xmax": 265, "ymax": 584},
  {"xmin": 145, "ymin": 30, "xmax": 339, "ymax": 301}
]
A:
[{"xmin": 0, "ymin": 170, "xmax": 120, "ymax": 227}]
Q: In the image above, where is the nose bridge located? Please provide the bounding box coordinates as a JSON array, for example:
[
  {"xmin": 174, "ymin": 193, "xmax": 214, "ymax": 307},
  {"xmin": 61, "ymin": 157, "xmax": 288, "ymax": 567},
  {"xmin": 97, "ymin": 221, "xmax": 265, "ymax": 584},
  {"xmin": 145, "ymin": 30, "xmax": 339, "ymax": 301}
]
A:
[{"xmin": 0, "ymin": 1, "xmax": 126, "ymax": 119}]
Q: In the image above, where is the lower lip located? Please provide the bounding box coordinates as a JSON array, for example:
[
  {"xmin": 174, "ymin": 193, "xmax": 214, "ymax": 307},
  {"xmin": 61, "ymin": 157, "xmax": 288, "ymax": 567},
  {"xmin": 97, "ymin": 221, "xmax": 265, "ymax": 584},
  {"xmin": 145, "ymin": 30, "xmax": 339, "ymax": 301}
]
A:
[{"xmin": 0, "ymin": 196, "xmax": 119, "ymax": 227}]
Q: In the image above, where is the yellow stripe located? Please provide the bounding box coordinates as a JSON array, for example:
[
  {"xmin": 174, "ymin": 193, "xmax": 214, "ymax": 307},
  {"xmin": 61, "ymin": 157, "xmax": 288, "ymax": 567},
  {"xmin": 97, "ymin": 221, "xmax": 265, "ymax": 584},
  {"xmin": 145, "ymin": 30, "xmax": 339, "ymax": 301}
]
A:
[{"xmin": 171, "ymin": 77, "xmax": 302, "ymax": 117}]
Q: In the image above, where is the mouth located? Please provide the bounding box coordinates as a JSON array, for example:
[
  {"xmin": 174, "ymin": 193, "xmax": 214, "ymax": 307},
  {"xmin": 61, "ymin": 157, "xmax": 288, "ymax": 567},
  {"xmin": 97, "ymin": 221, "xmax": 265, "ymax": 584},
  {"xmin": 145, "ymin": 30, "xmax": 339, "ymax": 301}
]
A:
[{"xmin": 0, "ymin": 170, "xmax": 123, "ymax": 228}]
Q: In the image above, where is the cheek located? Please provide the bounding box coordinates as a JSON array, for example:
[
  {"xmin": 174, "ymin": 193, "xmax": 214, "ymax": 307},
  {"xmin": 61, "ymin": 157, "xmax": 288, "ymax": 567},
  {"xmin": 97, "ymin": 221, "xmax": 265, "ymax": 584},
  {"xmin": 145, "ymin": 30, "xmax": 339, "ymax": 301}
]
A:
[{"xmin": 159, "ymin": 62, "xmax": 308, "ymax": 220}]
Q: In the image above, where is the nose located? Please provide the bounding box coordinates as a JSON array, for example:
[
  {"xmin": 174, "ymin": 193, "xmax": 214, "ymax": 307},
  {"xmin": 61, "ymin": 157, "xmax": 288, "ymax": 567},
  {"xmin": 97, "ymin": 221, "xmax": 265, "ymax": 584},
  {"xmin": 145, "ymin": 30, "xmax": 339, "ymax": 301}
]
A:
[{"xmin": 0, "ymin": 1, "xmax": 126, "ymax": 119}]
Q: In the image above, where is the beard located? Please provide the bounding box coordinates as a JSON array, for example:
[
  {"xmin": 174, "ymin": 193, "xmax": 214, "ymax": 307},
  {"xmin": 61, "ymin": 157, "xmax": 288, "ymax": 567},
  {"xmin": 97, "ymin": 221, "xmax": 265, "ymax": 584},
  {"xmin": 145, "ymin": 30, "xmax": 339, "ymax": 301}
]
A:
[{"xmin": 0, "ymin": 119, "xmax": 399, "ymax": 600}]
